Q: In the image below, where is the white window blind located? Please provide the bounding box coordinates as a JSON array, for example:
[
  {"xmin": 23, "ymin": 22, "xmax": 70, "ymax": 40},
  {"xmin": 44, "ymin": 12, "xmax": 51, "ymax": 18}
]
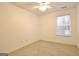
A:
[{"xmin": 56, "ymin": 15, "xmax": 71, "ymax": 36}]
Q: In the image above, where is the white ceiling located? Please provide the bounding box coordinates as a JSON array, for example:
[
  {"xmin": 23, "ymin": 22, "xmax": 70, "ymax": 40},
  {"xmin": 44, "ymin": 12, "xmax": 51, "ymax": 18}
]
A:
[{"xmin": 11, "ymin": 2, "xmax": 77, "ymax": 16}]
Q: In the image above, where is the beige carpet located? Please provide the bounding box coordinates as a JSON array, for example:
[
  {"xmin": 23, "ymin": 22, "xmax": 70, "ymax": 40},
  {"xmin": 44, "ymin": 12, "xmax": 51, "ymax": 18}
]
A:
[{"xmin": 9, "ymin": 40, "xmax": 79, "ymax": 56}]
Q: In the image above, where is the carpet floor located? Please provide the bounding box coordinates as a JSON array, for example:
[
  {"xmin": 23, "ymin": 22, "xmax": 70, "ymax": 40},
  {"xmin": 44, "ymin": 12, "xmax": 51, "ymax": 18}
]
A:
[{"xmin": 9, "ymin": 40, "xmax": 79, "ymax": 56}]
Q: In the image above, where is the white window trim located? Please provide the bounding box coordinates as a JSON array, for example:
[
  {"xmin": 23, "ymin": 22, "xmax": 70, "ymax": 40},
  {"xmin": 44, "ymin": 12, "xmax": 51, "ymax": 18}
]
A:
[{"xmin": 56, "ymin": 14, "xmax": 72, "ymax": 37}]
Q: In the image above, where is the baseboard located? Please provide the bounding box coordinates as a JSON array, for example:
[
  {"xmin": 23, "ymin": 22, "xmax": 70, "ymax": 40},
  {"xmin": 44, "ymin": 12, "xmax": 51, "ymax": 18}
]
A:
[{"xmin": 41, "ymin": 40, "xmax": 77, "ymax": 47}]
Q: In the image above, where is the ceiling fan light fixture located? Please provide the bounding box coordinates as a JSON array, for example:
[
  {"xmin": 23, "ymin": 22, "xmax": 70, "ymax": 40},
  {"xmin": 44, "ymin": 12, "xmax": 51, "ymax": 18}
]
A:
[
  {"xmin": 34, "ymin": 2, "xmax": 51, "ymax": 12},
  {"xmin": 39, "ymin": 5, "xmax": 51, "ymax": 12}
]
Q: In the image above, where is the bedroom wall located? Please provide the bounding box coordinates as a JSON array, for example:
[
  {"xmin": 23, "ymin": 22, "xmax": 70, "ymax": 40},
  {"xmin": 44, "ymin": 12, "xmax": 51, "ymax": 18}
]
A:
[
  {"xmin": 77, "ymin": 3, "xmax": 79, "ymax": 48},
  {"xmin": 0, "ymin": 3, "xmax": 39, "ymax": 53},
  {"xmin": 40, "ymin": 7, "xmax": 77, "ymax": 45}
]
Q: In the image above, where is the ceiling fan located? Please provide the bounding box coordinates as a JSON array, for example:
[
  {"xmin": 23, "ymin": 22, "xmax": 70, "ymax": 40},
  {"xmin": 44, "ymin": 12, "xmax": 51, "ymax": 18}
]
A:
[{"xmin": 33, "ymin": 2, "xmax": 52, "ymax": 12}]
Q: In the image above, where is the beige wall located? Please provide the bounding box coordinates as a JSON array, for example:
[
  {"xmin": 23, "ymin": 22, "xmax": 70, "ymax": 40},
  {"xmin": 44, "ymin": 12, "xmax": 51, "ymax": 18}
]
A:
[
  {"xmin": 0, "ymin": 3, "xmax": 39, "ymax": 53},
  {"xmin": 40, "ymin": 7, "xmax": 77, "ymax": 45},
  {"xmin": 77, "ymin": 3, "xmax": 79, "ymax": 48}
]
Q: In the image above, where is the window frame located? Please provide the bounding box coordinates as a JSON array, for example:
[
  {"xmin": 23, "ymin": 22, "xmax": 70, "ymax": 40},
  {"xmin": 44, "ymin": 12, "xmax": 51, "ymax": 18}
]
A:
[{"xmin": 56, "ymin": 14, "xmax": 72, "ymax": 37}]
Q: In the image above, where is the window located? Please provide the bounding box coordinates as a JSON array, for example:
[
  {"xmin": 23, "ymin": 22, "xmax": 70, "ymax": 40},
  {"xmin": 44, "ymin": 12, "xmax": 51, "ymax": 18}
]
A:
[{"xmin": 56, "ymin": 15, "xmax": 71, "ymax": 36}]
